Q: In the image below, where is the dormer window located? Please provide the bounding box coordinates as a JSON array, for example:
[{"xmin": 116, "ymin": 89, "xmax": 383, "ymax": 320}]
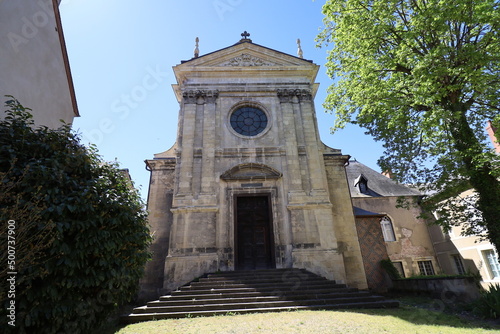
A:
[
  {"xmin": 359, "ymin": 180, "xmax": 368, "ymax": 193},
  {"xmin": 354, "ymin": 174, "xmax": 369, "ymax": 194}
]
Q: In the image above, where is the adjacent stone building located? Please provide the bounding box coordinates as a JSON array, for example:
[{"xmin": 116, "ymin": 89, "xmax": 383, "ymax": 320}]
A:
[
  {"xmin": 427, "ymin": 201, "xmax": 498, "ymax": 290},
  {"xmin": 346, "ymin": 160, "xmax": 440, "ymax": 289},
  {"xmin": 140, "ymin": 34, "xmax": 368, "ymax": 300},
  {"xmin": 428, "ymin": 125, "xmax": 500, "ymax": 289}
]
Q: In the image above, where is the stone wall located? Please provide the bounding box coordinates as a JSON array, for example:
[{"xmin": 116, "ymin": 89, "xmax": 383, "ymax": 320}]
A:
[
  {"xmin": 392, "ymin": 277, "xmax": 481, "ymax": 303},
  {"xmin": 138, "ymin": 159, "xmax": 175, "ymax": 301},
  {"xmin": 324, "ymin": 155, "xmax": 368, "ymax": 289},
  {"xmin": 354, "ymin": 216, "xmax": 390, "ymax": 292},
  {"xmin": 352, "ymin": 196, "xmax": 438, "ymax": 277}
]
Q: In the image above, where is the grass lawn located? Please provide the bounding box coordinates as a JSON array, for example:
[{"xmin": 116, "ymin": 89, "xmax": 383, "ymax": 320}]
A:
[{"xmin": 111, "ymin": 304, "xmax": 500, "ymax": 334}]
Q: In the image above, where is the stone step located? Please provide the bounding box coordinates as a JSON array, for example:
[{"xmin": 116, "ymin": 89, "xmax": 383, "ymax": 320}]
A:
[
  {"xmin": 159, "ymin": 288, "xmax": 360, "ymax": 302},
  {"xmin": 170, "ymin": 285, "xmax": 353, "ymax": 297},
  {"xmin": 159, "ymin": 287, "xmax": 361, "ymax": 301},
  {"xmin": 124, "ymin": 300, "xmax": 400, "ymax": 323},
  {"xmin": 149, "ymin": 295, "xmax": 282, "ymax": 307},
  {"xmin": 134, "ymin": 295, "xmax": 386, "ymax": 314},
  {"xmin": 152, "ymin": 290, "xmax": 372, "ymax": 306},
  {"xmin": 149, "ymin": 291, "xmax": 375, "ymax": 308},
  {"xmin": 207, "ymin": 268, "xmax": 306, "ymax": 276},
  {"xmin": 197, "ymin": 275, "xmax": 329, "ymax": 284},
  {"xmin": 123, "ymin": 269, "xmax": 399, "ymax": 323},
  {"xmin": 152, "ymin": 290, "xmax": 371, "ymax": 307},
  {"xmin": 179, "ymin": 280, "xmax": 346, "ymax": 291},
  {"xmin": 204, "ymin": 268, "xmax": 314, "ymax": 280}
]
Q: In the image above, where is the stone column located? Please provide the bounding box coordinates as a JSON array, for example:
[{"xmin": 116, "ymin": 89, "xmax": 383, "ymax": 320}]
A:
[
  {"xmin": 177, "ymin": 90, "xmax": 198, "ymax": 195},
  {"xmin": 201, "ymin": 90, "xmax": 218, "ymax": 197},
  {"xmin": 298, "ymin": 89, "xmax": 327, "ymax": 193},
  {"xmin": 277, "ymin": 89, "xmax": 303, "ymax": 192}
]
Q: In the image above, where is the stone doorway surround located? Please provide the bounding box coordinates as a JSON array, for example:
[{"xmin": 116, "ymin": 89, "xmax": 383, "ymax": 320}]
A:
[{"xmin": 221, "ymin": 162, "xmax": 283, "ymax": 271}]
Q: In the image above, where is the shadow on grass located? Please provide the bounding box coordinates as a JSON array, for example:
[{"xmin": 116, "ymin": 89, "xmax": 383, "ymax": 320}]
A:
[
  {"xmin": 94, "ymin": 304, "xmax": 134, "ymax": 334},
  {"xmin": 349, "ymin": 293, "xmax": 500, "ymax": 331},
  {"xmin": 106, "ymin": 300, "xmax": 500, "ymax": 334},
  {"xmin": 99, "ymin": 322, "xmax": 127, "ymax": 334}
]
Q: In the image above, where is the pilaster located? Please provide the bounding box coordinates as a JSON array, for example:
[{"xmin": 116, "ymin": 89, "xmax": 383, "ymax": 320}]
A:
[
  {"xmin": 177, "ymin": 90, "xmax": 197, "ymax": 195},
  {"xmin": 201, "ymin": 90, "xmax": 219, "ymax": 197},
  {"xmin": 277, "ymin": 89, "xmax": 302, "ymax": 192},
  {"xmin": 298, "ymin": 89, "xmax": 328, "ymax": 193}
]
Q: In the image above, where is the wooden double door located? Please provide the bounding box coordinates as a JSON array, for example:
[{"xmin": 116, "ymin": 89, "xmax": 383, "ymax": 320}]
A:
[{"xmin": 235, "ymin": 195, "xmax": 274, "ymax": 270}]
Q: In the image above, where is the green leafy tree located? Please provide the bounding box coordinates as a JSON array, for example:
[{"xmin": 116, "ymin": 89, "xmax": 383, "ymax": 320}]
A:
[
  {"xmin": 0, "ymin": 97, "xmax": 151, "ymax": 333},
  {"xmin": 317, "ymin": 0, "xmax": 500, "ymax": 249},
  {"xmin": 0, "ymin": 166, "xmax": 54, "ymax": 287}
]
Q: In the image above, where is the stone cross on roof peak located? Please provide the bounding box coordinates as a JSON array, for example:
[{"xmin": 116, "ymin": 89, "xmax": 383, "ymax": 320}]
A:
[{"xmin": 239, "ymin": 31, "xmax": 252, "ymax": 43}]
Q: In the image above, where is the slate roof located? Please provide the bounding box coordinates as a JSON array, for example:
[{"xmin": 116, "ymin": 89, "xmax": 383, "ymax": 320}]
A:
[
  {"xmin": 345, "ymin": 160, "xmax": 422, "ymax": 198},
  {"xmin": 353, "ymin": 206, "xmax": 385, "ymax": 217}
]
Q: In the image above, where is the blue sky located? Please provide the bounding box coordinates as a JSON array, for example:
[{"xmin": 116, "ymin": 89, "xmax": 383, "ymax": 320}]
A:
[{"xmin": 59, "ymin": 0, "xmax": 385, "ymax": 200}]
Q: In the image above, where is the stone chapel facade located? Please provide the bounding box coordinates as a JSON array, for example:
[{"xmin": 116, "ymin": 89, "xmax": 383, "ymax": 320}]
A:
[{"xmin": 140, "ymin": 35, "xmax": 368, "ymax": 300}]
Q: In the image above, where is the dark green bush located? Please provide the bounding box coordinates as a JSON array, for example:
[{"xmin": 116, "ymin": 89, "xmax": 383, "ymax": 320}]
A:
[
  {"xmin": 0, "ymin": 97, "xmax": 151, "ymax": 333},
  {"xmin": 474, "ymin": 283, "xmax": 500, "ymax": 319},
  {"xmin": 380, "ymin": 259, "xmax": 401, "ymax": 279}
]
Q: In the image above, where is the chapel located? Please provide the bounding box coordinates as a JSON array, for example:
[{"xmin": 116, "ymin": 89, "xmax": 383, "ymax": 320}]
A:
[{"xmin": 139, "ymin": 32, "xmax": 368, "ymax": 300}]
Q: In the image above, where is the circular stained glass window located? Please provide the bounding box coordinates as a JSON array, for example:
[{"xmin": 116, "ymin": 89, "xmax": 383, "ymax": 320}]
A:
[{"xmin": 230, "ymin": 106, "xmax": 268, "ymax": 136}]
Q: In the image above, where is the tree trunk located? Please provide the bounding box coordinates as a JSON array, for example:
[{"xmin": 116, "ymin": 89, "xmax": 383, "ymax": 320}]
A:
[{"xmin": 449, "ymin": 104, "xmax": 500, "ymax": 251}]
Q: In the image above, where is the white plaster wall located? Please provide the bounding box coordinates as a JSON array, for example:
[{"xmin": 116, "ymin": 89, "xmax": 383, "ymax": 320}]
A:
[{"xmin": 0, "ymin": 0, "xmax": 77, "ymax": 128}]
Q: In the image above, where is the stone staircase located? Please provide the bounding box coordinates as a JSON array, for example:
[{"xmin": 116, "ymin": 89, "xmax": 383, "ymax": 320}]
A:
[{"xmin": 124, "ymin": 268, "xmax": 398, "ymax": 323}]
